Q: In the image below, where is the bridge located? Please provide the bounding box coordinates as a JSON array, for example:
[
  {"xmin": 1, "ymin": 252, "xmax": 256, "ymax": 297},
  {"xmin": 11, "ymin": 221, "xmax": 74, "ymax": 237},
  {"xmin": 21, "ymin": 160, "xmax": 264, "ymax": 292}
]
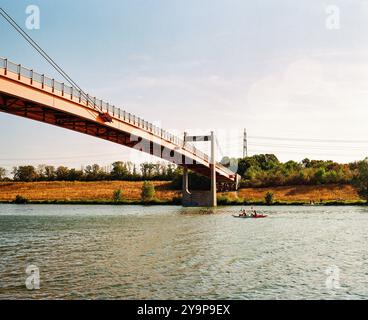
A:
[{"xmin": 0, "ymin": 57, "xmax": 240, "ymax": 206}]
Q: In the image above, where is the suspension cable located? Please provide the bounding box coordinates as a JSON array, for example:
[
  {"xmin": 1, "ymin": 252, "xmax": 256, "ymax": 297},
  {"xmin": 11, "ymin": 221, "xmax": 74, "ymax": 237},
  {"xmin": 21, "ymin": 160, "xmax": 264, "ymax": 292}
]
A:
[
  {"xmin": 214, "ymin": 135, "xmax": 225, "ymax": 160},
  {"xmin": 0, "ymin": 7, "xmax": 100, "ymax": 112}
]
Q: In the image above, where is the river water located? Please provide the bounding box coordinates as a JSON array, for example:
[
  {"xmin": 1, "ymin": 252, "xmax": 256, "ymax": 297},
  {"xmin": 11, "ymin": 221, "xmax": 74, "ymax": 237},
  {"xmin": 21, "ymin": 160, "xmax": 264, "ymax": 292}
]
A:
[{"xmin": 0, "ymin": 204, "xmax": 368, "ymax": 299}]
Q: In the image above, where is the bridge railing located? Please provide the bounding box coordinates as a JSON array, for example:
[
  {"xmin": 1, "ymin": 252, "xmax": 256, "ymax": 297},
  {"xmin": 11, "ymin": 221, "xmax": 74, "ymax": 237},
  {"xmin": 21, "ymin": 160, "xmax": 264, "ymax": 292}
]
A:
[{"xmin": 0, "ymin": 57, "xmax": 235, "ymax": 174}]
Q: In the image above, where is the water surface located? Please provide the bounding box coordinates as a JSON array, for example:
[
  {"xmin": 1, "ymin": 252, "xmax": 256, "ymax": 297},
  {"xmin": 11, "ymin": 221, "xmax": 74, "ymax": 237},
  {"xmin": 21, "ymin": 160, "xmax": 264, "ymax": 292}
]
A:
[{"xmin": 0, "ymin": 204, "xmax": 368, "ymax": 299}]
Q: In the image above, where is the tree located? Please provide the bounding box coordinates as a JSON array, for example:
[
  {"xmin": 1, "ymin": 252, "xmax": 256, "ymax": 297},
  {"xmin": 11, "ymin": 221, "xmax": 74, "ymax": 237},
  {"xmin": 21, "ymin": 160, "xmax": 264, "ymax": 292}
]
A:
[
  {"xmin": 67, "ymin": 168, "xmax": 84, "ymax": 181},
  {"xmin": 141, "ymin": 181, "xmax": 156, "ymax": 202},
  {"xmin": 254, "ymin": 154, "xmax": 279, "ymax": 171},
  {"xmin": 353, "ymin": 159, "xmax": 368, "ymax": 202},
  {"xmin": 284, "ymin": 160, "xmax": 300, "ymax": 171},
  {"xmin": 314, "ymin": 168, "xmax": 326, "ymax": 184},
  {"xmin": 0, "ymin": 167, "xmax": 6, "ymax": 180},
  {"xmin": 125, "ymin": 161, "xmax": 134, "ymax": 175},
  {"xmin": 12, "ymin": 166, "xmax": 38, "ymax": 182},
  {"xmin": 84, "ymin": 164, "xmax": 106, "ymax": 181},
  {"xmin": 44, "ymin": 166, "xmax": 56, "ymax": 181},
  {"xmin": 132, "ymin": 164, "xmax": 138, "ymax": 179},
  {"xmin": 301, "ymin": 158, "xmax": 311, "ymax": 168},
  {"xmin": 37, "ymin": 164, "xmax": 47, "ymax": 181},
  {"xmin": 111, "ymin": 162, "xmax": 129, "ymax": 180},
  {"xmin": 237, "ymin": 157, "xmax": 258, "ymax": 177},
  {"xmin": 153, "ymin": 163, "xmax": 161, "ymax": 178},
  {"xmin": 140, "ymin": 163, "xmax": 155, "ymax": 179},
  {"xmin": 56, "ymin": 166, "xmax": 70, "ymax": 181},
  {"xmin": 166, "ymin": 164, "xmax": 175, "ymax": 179}
]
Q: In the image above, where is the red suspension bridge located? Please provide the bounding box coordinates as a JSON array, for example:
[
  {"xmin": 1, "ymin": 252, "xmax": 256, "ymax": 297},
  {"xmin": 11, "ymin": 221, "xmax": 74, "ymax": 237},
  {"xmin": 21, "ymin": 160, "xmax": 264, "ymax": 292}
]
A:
[{"xmin": 0, "ymin": 57, "xmax": 240, "ymax": 206}]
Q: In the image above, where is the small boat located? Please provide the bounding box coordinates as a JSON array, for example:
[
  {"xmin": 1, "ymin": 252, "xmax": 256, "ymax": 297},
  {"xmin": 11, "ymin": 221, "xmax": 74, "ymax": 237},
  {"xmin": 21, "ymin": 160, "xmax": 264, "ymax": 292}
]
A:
[{"xmin": 232, "ymin": 214, "xmax": 267, "ymax": 219}]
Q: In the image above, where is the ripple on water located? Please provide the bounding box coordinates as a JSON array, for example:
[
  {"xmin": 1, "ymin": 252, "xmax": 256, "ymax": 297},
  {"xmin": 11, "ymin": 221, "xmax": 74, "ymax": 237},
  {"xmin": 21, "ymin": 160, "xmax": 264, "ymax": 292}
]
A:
[{"xmin": 1, "ymin": 204, "xmax": 368, "ymax": 299}]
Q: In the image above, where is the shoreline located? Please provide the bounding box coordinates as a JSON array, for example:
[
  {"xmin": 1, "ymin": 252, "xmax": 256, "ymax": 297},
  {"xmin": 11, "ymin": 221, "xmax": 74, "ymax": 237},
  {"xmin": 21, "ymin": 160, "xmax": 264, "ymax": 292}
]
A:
[
  {"xmin": 0, "ymin": 181, "xmax": 365, "ymax": 206},
  {"xmin": 0, "ymin": 199, "xmax": 366, "ymax": 206}
]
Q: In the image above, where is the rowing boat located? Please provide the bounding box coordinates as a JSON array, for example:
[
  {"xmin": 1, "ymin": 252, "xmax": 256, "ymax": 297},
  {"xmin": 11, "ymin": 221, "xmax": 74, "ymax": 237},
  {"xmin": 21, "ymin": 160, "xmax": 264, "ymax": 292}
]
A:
[{"xmin": 232, "ymin": 214, "xmax": 267, "ymax": 219}]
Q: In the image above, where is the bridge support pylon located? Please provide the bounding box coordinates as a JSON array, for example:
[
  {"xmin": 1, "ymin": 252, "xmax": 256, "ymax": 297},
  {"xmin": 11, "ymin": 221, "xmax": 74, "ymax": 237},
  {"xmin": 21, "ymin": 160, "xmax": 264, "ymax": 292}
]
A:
[
  {"xmin": 210, "ymin": 131, "xmax": 217, "ymax": 207},
  {"xmin": 182, "ymin": 131, "xmax": 217, "ymax": 207}
]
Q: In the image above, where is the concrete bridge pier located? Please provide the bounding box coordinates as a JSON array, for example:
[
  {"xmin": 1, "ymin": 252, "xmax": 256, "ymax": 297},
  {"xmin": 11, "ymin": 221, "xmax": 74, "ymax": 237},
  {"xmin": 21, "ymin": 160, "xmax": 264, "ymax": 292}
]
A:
[
  {"xmin": 182, "ymin": 131, "xmax": 217, "ymax": 207},
  {"xmin": 182, "ymin": 166, "xmax": 213, "ymax": 207},
  {"xmin": 209, "ymin": 130, "xmax": 217, "ymax": 207}
]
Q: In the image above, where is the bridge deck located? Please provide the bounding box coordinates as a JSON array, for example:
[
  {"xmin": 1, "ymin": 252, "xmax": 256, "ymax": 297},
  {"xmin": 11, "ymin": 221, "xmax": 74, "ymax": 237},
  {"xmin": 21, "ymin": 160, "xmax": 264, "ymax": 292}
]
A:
[{"xmin": 0, "ymin": 57, "xmax": 238, "ymax": 183}]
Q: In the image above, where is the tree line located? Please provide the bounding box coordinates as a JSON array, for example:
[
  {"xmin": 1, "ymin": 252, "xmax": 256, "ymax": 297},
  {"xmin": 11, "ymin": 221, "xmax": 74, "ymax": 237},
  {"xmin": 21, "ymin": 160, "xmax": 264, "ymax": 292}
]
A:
[
  {"xmin": 221, "ymin": 154, "xmax": 365, "ymax": 187},
  {"xmin": 0, "ymin": 161, "xmax": 180, "ymax": 182},
  {"xmin": 1, "ymin": 154, "xmax": 368, "ymax": 192}
]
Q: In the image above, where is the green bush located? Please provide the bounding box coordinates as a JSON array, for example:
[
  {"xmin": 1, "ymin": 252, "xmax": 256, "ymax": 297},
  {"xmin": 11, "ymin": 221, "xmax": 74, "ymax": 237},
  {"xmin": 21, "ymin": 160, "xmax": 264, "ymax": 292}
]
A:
[
  {"xmin": 141, "ymin": 181, "xmax": 156, "ymax": 202},
  {"xmin": 265, "ymin": 192, "xmax": 274, "ymax": 205},
  {"xmin": 217, "ymin": 194, "xmax": 244, "ymax": 205},
  {"xmin": 352, "ymin": 159, "xmax": 368, "ymax": 202},
  {"xmin": 217, "ymin": 194, "xmax": 231, "ymax": 205},
  {"xmin": 14, "ymin": 195, "xmax": 28, "ymax": 204},
  {"xmin": 112, "ymin": 189, "xmax": 123, "ymax": 202}
]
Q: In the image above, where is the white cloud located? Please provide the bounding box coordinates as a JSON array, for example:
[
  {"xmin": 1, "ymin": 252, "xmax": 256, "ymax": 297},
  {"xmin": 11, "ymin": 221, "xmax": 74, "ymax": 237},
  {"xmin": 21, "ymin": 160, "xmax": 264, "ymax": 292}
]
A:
[
  {"xmin": 247, "ymin": 56, "xmax": 368, "ymax": 118},
  {"xmin": 244, "ymin": 55, "xmax": 368, "ymax": 161}
]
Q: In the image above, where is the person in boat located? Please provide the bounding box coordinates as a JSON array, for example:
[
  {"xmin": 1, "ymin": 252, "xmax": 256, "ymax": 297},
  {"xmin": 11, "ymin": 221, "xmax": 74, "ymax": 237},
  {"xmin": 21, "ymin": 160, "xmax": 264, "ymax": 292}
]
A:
[
  {"xmin": 251, "ymin": 206, "xmax": 257, "ymax": 217},
  {"xmin": 239, "ymin": 208, "xmax": 247, "ymax": 217}
]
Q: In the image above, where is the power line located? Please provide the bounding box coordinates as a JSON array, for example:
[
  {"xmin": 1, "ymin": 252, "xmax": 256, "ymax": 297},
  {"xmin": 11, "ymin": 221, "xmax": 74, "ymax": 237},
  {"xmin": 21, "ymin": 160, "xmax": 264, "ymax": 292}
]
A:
[
  {"xmin": 213, "ymin": 143, "xmax": 368, "ymax": 153},
  {"xmin": 215, "ymin": 135, "xmax": 368, "ymax": 145},
  {"xmin": 248, "ymin": 135, "xmax": 368, "ymax": 144},
  {"xmin": 247, "ymin": 147, "xmax": 366, "ymax": 157},
  {"xmin": 247, "ymin": 143, "xmax": 368, "ymax": 151}
]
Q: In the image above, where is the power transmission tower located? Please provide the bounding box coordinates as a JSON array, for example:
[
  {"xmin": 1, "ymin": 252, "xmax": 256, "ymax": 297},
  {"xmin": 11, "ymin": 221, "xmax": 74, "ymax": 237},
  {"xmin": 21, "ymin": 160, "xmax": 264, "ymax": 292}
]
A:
[{"xmin": 243, "ymin": 128, "xmax": 248, "ymax": 158}]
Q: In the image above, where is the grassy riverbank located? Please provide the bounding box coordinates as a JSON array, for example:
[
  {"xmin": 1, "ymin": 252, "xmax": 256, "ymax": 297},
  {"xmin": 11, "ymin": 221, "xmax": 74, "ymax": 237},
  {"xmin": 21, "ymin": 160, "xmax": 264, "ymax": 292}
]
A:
[
  {"xmin": 0, "ymin": 181, "xmax": 179, "ymax": 202},
  {"xmin": 0, "ymin": 181, "xmax": 365, "ymax": 205},
  {"xmin": 0, "ymin": 199, "xmax": 365, "ymax": 206}
]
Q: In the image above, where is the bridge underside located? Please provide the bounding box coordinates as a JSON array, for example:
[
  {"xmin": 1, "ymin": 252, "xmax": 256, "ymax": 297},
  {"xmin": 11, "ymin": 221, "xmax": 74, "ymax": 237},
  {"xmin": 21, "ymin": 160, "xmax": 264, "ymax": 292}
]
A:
[
  {"xmin": 0, "ymin": 60, "xmax": 240, "ymax": 208},
  {"xmin": 0, "ymin": 91, "xmax": 235, "ymax": 186}
]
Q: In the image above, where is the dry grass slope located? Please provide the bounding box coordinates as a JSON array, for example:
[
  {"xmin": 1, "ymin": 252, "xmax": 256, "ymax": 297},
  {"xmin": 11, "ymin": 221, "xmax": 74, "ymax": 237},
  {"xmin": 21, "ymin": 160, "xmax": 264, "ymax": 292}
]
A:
[
  {"xmin": 0, "ymin": 181, "xmax": 361, "ymax": 203},
  {"xmin": 233, "ymin": 184, "xmax": 360, "ymax": 202},
  {"xmin": 0, "ymin": 181, "xmax": 180, "ymax": 201}
]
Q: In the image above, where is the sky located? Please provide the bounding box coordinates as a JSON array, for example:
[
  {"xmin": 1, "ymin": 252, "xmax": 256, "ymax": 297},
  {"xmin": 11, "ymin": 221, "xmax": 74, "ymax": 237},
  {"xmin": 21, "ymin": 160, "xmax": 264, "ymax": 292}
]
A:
[{"xmin": 1, "ymin": 0, "xmax": 368, "ymax": 172}]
